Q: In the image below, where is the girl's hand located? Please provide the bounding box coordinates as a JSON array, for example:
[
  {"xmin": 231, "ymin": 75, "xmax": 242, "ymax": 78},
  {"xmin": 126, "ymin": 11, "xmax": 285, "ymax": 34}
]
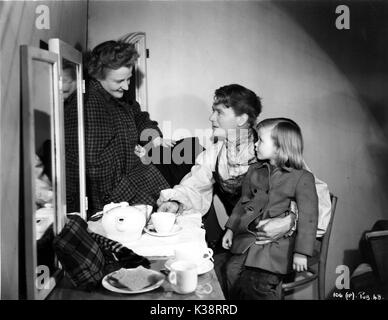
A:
[
  {"xmin": 222, "ymin": 229, "xmax": 234, "ymax": 250},
  {"xmin": 153, "ymin": 137, "xmax": 176, "ymax": 148},
  {"xmin": 293, "ymin": 253, "xmax": 308, "ymax": 272}
]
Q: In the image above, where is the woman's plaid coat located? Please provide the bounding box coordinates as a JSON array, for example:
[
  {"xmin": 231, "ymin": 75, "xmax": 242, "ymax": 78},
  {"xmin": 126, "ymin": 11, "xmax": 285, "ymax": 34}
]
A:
[{"xmin": 66, "ymin": 80, "xmax": 169, "ymax": 217}]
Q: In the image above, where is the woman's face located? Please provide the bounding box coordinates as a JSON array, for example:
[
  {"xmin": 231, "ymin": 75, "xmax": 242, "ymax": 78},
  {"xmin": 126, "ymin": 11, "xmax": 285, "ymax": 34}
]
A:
[
  {"xmin": 99, "ymin": 66, "xmax": 133, "ymax": 99},
  {"xmin": 62, "ymin": 69, "xmax": 77, "ymax": 100},
  {"xmin": 209, "ymin": 103, "xmax": 243, "ymax": 138}
]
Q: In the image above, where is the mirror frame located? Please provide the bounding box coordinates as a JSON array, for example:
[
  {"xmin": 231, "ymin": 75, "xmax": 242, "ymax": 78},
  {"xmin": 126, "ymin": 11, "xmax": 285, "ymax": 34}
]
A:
[
  {"xmin": 48, "ymin": 38, "xmax": 87, "ymax": 220},
  {"xmin": 20, "ymin": 45, "xmax": 64, "ymax": 300}
]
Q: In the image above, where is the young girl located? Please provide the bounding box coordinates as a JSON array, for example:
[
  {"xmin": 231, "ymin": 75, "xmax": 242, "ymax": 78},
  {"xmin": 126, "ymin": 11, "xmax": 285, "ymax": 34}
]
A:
[{"xmin": 222, "ymin": 118, "xmax": 319, "ymax": 300}]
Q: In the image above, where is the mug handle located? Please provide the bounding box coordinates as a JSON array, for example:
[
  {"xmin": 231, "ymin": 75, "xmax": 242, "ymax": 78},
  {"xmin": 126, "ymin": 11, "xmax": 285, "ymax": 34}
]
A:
[{"xmin": 168, "ymin": 271, "xmax": 177, "ymax": 286}]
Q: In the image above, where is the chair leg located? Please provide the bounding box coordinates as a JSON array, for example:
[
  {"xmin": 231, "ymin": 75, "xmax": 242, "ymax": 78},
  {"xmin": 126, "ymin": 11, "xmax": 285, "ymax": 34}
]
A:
[
  {"xmin": 318, "ymin": 265, "xmax": 325, "ymax": 300},
  {"xmin": 279, "ymin": 281, "xmax": 285, "ymax": 300}
]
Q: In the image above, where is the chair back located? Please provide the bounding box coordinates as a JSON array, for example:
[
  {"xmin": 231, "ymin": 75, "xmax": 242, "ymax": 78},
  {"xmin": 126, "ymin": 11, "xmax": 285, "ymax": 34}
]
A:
[
  {"xmin": 365, "ymin": 230, "xmax": 388, "ymax": 284},
  {"xmin": 318, "ymin": 193, "xmax": 338, "ymax": 298},
  {"xmin": 280, "ymin": 193, "xmax": 338, "ymax": 299}
]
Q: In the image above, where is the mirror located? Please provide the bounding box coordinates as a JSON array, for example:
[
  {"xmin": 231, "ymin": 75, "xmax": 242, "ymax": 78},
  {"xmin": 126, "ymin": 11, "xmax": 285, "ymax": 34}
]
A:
[
  {"xmin": 48, "ymin": 38, "xmax": 86, "ymax": 219},
  {"xmin": 21, "ymin": 45, "xmax": 65, "ymax": 299}
]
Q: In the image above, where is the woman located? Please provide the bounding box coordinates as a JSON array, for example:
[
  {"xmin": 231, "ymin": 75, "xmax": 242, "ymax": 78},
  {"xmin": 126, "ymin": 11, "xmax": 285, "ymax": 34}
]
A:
[
  {"xmin": 157, "ymin": 84, "xmax": 331, "ymax": 295},
  {"xmin": 81, "ymin": 40, "xmax": 173, "ymax": 217}
]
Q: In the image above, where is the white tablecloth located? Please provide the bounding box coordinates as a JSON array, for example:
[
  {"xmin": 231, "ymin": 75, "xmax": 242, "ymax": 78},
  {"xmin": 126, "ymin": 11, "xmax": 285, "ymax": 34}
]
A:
[{"xmin": 87, "ymin": 212, "xmax": 207, "ymax": 258}]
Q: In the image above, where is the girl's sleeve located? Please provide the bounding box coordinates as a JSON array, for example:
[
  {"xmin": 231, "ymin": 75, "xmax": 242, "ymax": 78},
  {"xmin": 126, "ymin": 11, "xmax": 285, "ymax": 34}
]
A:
[
  {"xmin": 225, "ymin": 167, "xmax": 254, "ymax": 232},
  {"xmin": 158, "ymin": 144, "xmax": 220, "ymax": 216},
  {"xmin": 294, "ymin": 171, "xmax": 319, "ymax": 257}
]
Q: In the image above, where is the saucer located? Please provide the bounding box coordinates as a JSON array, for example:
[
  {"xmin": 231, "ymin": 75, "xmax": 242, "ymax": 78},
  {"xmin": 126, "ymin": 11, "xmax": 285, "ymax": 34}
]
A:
[
  {"xmin": 144, "ymin": 224, "xmax": 182, "ymax": 237},
  {"xmin": 164, "ymin": 258, "xmax": 214, "ymax": 275}
]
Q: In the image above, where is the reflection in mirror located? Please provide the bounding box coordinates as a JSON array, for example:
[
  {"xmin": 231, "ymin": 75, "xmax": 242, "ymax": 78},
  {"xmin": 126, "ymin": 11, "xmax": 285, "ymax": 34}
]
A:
[
  {"xmin": 63, "ymin": 58, "xmax": 80, "ymax": 214},
  {"xmin": 33, "ymin": 59, "xmax": 56, "ymax": 279},
  {"xmin": 21, "ymin": 45, "xmax": 64, "ymax": 300},
  {"xmin": 49, "ymin": 38, "xmax": 86, "ymax": 221}
]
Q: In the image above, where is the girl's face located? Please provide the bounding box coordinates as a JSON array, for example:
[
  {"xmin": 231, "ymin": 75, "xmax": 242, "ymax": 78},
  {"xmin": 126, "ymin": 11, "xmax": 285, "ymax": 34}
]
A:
[
  {"xmin": 99, "ymin": 66, "xmax": 133, "ymax": 99},
  {"xmin": 209, "ymin": 103, "xmax": 241, "ymax": 138},
  {"xmin": 255, "ymin": 126, "xmax": 278, "ymax": 163}
]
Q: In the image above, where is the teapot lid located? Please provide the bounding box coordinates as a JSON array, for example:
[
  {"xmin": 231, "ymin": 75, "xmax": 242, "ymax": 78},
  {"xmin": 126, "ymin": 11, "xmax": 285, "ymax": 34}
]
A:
[{"xmin": 103, "ymin": 202, "xmax": 130, "ymax": 214}]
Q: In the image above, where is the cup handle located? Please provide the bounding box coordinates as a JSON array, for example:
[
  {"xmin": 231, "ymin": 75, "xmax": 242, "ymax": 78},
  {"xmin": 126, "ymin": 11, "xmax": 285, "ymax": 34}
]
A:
[
  {"xmin": 203, "ymin": 248, "xmax": 214, "ymax": 261},
  {"xmin": 168, "ymin": 271, "xmax": 177, "ymax": 286}
]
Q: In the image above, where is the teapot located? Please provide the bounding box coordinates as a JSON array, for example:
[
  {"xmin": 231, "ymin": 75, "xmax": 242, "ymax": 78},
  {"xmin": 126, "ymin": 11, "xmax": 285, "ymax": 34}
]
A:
[{"xmin": 101, "ymin": 202, "xmax": 152, "ymax": 244}]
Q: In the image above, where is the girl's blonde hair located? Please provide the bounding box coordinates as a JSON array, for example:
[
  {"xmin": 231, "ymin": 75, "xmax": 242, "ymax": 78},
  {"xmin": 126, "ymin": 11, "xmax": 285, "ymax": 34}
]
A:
[{"xmin": 256, "ymin": 118, "xmax": 304, "ymax": 170}]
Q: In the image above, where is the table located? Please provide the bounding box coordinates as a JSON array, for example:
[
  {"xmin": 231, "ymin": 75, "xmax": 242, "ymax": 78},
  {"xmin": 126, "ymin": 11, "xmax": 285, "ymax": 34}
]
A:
[
  {"xmin": 48, "ymin": 210, "xmax": 224, "ymax": 300},
  {"xmin": 47, "ymin": 257, "xmax": 225, "ymax": 300}
]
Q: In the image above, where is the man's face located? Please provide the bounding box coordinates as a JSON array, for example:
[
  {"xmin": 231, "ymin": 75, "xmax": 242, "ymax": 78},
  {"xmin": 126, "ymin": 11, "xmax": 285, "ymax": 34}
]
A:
[
  {"xmin": 209, "ymin": 103, "xmax": 240, "ymax": 138},
  {"xmin": 99, "ymin": 66, "xmax": 133, "ymax": 99}
]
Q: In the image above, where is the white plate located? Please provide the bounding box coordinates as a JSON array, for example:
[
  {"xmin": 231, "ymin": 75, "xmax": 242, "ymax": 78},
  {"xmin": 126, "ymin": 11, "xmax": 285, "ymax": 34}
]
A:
[
  {"xmin": 165, "ymin": 258, "xmax": 214, "ymax": 275},
  {"xmin": 144, "ymin": 224, "xmax": 182, "ymax": 237},
  {"xmin": 102, "ymin": 269, "xmax": 165, "ymax": 294}
]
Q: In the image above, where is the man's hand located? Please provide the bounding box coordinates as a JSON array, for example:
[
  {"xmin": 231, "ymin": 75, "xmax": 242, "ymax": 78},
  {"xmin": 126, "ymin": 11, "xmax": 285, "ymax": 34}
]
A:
[
  {"xmin": 153, "ymin": 137, "xmax": 176, "ymax": 148},
  {"xmin": 157, "ymin": 201, "xmax": 179, "ymax": 213},
  {"xmin": 255, "ymin": 214, "xmax": 295, "ymax": 241}
]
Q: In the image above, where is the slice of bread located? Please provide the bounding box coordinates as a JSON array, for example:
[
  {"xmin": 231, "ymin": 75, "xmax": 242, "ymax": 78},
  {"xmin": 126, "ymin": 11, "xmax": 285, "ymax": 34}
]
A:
[{"xmin": 108, "ymin": 266, "xmax": 161, "ymax": 291}]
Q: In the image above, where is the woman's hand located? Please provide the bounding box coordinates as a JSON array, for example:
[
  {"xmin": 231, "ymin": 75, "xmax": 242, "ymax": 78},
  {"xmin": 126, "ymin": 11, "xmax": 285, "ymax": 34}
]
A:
[
  {"xmin": 293, "ymin": 253, "xmax": 308, "ymax": 272},
  {"xmin": 222, "ymin": 229, "xmax": 234, "ymax": 250},
  {"xmin": 255, "ymin": 214, "xmax": 296, "ymax": 241},
  {"xmin": 157, "ymin": 201, "xmax": 179, "ymax": 213},
  {"xmin": 152, "ymin": 137, "xmax": 176, "ymax": 148},
  {"xmin": 134, "ymin": 144, "xmax": 146, "ymax": 158}
]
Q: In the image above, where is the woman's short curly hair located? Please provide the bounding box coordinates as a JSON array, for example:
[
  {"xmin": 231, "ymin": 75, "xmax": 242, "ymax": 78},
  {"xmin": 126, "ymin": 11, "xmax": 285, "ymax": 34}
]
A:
[
  {"xmin": 213, "ymin": 84, "xmax": 262, "ymax": 128},
  {"xmin": 87, "ymin": 40, "xmax": 139, "ymax": 80}
]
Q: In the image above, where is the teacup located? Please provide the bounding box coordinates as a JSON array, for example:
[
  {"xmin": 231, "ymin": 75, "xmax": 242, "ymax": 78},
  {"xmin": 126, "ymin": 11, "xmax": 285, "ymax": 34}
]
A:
[
  {"xmin": 151, "ymin": 211, "xmax": 176, "ymax": 234},
  {"xmin": 174, "ymin": 243, "xmax": 213, "ymax": 267},
  {"xmin": 168, "ymin": 260, "xmax": 198, "ymax": 294}
]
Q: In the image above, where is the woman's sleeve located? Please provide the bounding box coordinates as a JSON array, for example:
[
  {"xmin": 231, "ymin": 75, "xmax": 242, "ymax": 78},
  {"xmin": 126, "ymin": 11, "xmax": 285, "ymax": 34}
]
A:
[
  {"xmin": 158, "ymin": 144, "xmax": 220, "ymax": 216},
  {"xmin": 84, "ymin": 96, "xmax": 114, "ymax": 165},
  {"xmin": 84, "ymin": 95, "xmax": 138, "ymax": 204},
  {"xmin": 131, "ymin": 100, "xmax": 163, "ymax": 144},
  {"xmin": 294, "ymin": 171, "xmax": 319, "ymax": 257},
  {"xmin": 302, "ymin": 160, "xmax": 332, "ymax": 237}
]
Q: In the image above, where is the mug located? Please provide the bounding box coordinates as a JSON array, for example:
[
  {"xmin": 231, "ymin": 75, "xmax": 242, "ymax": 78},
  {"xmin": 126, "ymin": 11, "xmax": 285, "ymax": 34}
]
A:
[
  {"xmin": 168, "ymin": 261, "xmax": 198, "ymax": 294},
  {"xmin": 151, "ymin": 211, "xmax": 176, "ymax": 234},
  {"xmin": 174, "ymin": 243, "xmax": 213, "ymax": 267}
]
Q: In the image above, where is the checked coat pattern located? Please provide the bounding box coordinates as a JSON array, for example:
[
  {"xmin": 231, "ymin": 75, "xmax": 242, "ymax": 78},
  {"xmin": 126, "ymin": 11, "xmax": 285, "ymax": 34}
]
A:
[{"xmin": 65, "ymin": 79, "xmax": 169, "ymax": 217}]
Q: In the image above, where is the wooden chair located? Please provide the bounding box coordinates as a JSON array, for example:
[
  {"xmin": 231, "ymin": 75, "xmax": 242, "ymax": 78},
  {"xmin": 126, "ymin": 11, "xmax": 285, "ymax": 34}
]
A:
[
  {"xmin": 280, "ymin": 194, "xmax": 338, "ymax": 300},
  {"xmin": 365, "ymin": 229, "xmax": 388, "ymax": 286}
]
